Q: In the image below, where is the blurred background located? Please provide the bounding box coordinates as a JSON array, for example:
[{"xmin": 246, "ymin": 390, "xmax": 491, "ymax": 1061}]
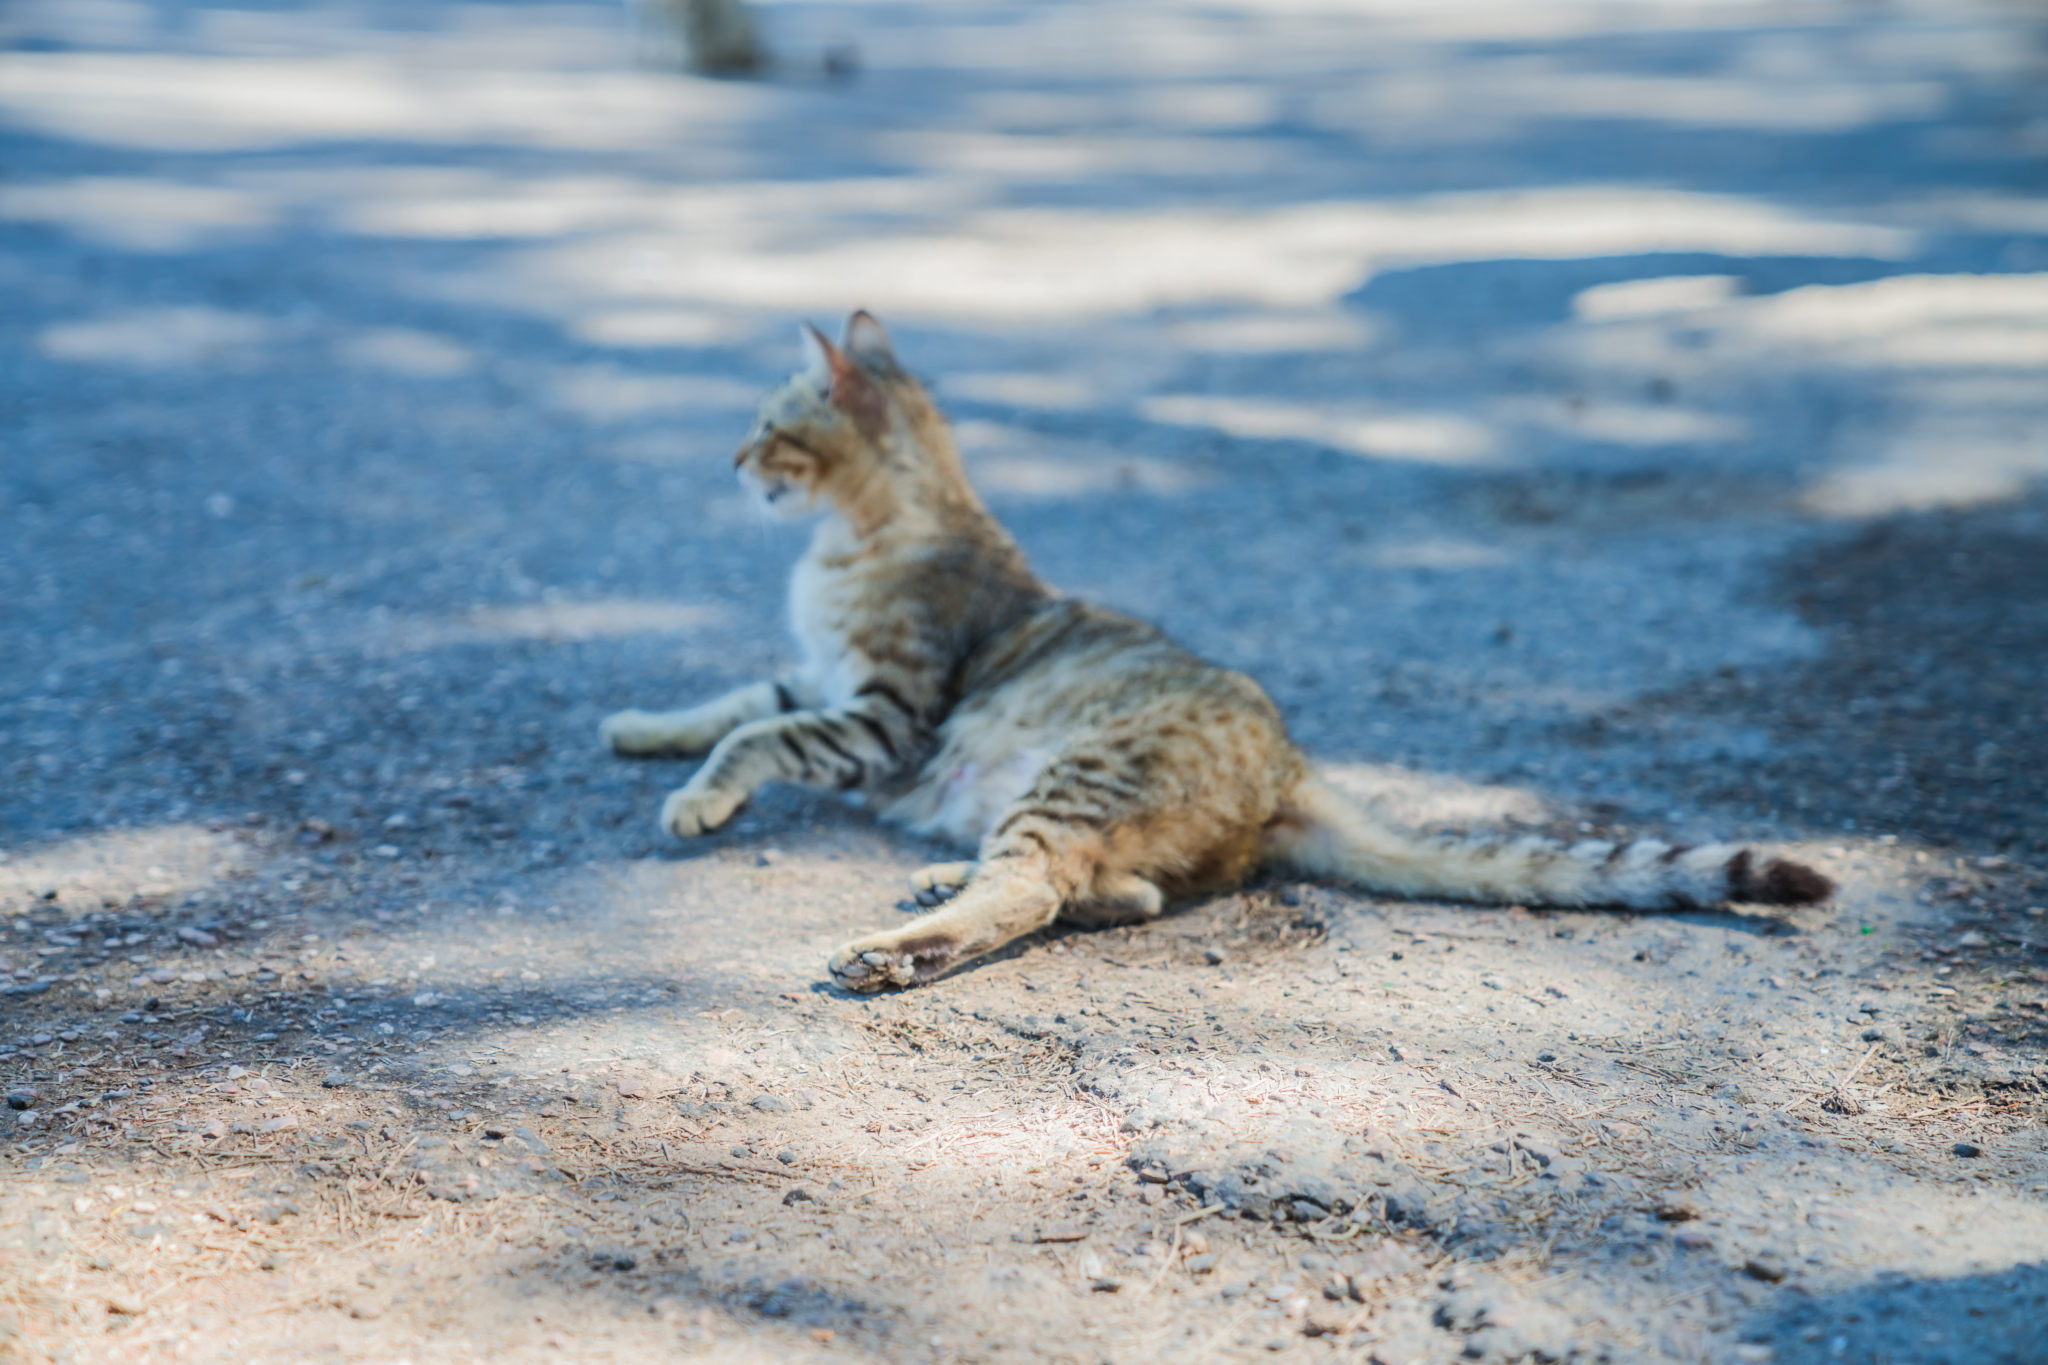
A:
[{"xmin": 1, "ymin": 0, "xmax": 2043, "ymax": 853}]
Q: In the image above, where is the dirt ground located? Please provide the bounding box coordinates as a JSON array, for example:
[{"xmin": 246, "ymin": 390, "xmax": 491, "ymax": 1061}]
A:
[{"xmin": 3, "ymin": 2, "xmax": 2046, "ymax": 1363}]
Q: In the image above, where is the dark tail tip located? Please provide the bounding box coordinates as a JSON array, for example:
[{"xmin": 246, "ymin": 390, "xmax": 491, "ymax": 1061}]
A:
[{"xmin": 1728, "ymin": 849, "xmax": 1835, "ymax": 906}]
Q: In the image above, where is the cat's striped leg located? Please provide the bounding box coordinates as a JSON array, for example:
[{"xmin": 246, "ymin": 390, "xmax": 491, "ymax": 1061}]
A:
[
  {"xmin": 601, "ymin": 673, "xmax": 818, "ymax": 757},
  {"xmin": 658, "ymin": 695, "xmax": 926, "ymax": 838}
]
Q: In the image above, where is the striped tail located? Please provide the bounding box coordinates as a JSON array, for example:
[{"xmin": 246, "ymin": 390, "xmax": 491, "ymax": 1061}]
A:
[{"xmin": 1267, "ymin": 775, "xmax": 1834, "ymax": 910}]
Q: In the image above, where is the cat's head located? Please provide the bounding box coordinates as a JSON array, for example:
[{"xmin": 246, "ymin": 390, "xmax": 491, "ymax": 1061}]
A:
[{"xmin": 734, "ymin": 310, "xmax": 926, "ymax": 521}]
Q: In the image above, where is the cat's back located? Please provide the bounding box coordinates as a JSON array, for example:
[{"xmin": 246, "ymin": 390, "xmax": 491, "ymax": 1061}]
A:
[{"xmin": 958, "ymin": 599, "xmax": 1273, "ymax": 723}]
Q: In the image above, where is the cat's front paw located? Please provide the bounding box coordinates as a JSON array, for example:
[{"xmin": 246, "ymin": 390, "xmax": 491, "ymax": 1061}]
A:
[
  {"xmin": 660, "ymin": 785, "xmax": 745, "ymax": 839},
  {"xmin": 827, "ymin": 930, "xmax": 960, "ymax": 992},
  {"xmin": 602, "ymin": 708, "xmax": 714, "ymax": 757}
]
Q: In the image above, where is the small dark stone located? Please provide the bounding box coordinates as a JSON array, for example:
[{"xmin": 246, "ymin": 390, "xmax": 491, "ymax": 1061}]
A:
[
  {"xmin": 783, "ymin": 1188, "xmax": 814, "ymax": 1205},
  {"xmin": 1653, "ymin": 1196, "xmax": 1698, "ymax": 1222},
  {"xmin": 1954, "ymin": 1142, "xmax": 1983, "ymax": 1158},
  {"xmin": 1537, "ymin": 1052, "xmax": 1557, "ymax": 1063},
  {"xmin": 6, "ymin": 1090, "xmax": 36, "ymax": 1111},
  {"xmin": 1743, "ymin": 1254, "xmax": 1786, "ymax": 1282},
  {"xmin": 751, "ymin": 1094, "xmax": 792, "ymax": 1113},
  {"xmin": 1204, "ymin": 947, "xmax": 1227, "ymax": 965}
]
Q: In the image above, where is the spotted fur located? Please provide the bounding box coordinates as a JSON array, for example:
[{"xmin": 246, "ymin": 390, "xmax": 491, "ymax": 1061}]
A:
[{"xmin": 601, "ymin": 313, "xmax": 1834, "ymax": 991}]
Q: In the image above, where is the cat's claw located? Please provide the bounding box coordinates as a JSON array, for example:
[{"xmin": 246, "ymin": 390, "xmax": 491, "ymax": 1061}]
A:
[{"xmin": 660, "ymin": 785, "xmax": 744, "ymax": 839}]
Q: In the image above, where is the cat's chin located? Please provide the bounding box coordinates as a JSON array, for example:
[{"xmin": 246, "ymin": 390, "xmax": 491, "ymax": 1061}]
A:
[{"xmin": 761, "ymin": 494, "xmax": 824, "ymax": 522}]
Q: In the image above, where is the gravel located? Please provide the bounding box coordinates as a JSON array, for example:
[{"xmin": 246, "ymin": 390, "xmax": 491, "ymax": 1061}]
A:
[{"xmin": 0, "ymin": 1, "xmax": 2044, "ymax": 1363}]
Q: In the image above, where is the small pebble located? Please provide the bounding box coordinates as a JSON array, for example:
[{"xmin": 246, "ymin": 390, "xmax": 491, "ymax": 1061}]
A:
[
  {"xmin": 1204, "ymin": 947, "xmax": 1227, "ymax": 965},
  {"xmin": 1743, "ymin": 1254, "xmax": 1786, "ymax": 1283},
  {"xmin": 1674, "ymin": 1230, "xmax": 1714, "ymax": 1250},
  {"xmin": 321, "ymin": 1071, "xmax": 350, "ymax": 1088},
  {"xmin": 176, "ymin": 927, "xmax": 220, "ymax": 948},
  {"xmin": 1653, "ymin": 1196, "xmax": 1698, "ymax": 1222},
  {"xmin": 776, "ymin": 1148, "xmax": 797, "ymax": 1164},
  {"xmin": 751, "ymin": 1094, "xmax": 792, "ymax": 1113},
  {"xmin": 1953, "ymin": 1142, "xmax": 1983, "ymax": 1158},
  {"xmin": 782, "ymin": 1188, "xmax": 814, "ymax": 1205},
  {"xmin": 6, "ymin": 1089, "xmax": 36, "ymax": 1111}
]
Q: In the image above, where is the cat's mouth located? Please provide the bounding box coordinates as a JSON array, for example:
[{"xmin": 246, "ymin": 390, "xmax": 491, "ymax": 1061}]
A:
[{"xmin": 739, "ymin": 465, "xmax": 807, "ymax": 516}]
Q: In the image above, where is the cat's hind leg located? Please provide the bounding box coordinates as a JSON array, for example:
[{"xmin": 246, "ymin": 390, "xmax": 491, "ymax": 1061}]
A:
[
  {"xmin": 1061, "ymin": 869, "xmax": 1164, "ymax": 927},
  {"xmin": 830, "ymin": 857, "xmax": 1058, "ymax": 991}
]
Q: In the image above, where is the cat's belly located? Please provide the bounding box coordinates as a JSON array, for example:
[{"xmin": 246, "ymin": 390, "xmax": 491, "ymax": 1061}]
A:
[{"xmin": 880, "ymin": 740, "xmax": 1050, "ymax": 847}]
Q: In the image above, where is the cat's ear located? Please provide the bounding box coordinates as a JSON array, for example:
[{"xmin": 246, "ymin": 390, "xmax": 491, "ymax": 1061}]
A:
[
  {"xmin": 800, "ymin": 321, "xmax": 837, "ymax": 385},
  {"xmin": 842, "ymin": 310, "xmax": 897, "ymax": 370},
  {"xmin": 803, "ymin": 321, "xmax": 886, "ymax": 436}
]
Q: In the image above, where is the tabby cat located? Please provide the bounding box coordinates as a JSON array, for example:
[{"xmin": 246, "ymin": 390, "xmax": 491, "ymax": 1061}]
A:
[{"xmin": 601, "ymin": 312, "xmax": 1832, "ymax": 991}]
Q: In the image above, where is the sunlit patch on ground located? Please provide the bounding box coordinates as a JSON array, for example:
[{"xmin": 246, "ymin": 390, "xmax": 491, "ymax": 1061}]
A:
[{"xmin": 3, "ymin": 0, "xmax": 2046, "ymax": 1361}]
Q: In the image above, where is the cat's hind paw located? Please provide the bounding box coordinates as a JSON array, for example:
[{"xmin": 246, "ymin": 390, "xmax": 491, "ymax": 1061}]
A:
[
  {"xmin": 908, "ymin": 860, "xmax": 977, "ymax": 906},
  {"xmin": 827, "ymin": 931, "xmax": 961, "ymax": 992},
  {"xmin": 660, "ymin": 785, "xmax": 745, "ymax": 839}
]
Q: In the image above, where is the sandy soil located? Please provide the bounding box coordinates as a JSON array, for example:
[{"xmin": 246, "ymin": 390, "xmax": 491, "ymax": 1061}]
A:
[{"xmin": 2, "ymin": 2, "xmax": 2045, "ymax": 1363}]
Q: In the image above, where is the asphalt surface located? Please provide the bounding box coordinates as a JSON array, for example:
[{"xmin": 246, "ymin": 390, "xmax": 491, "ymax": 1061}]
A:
[{"xmin": 2, "ymin": 2, "xmax": 2045, "ymax": 1363}]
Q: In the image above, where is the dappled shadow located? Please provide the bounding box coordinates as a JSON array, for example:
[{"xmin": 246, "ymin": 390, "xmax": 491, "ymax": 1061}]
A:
[
  {"xmin": 5, "ymin": 1, "xmax": 2048, "ymax": 1359},
  {"xmin": 1751, "ymin": 1261, "xmax": 2048, "ymax": 1365},
  {"xmin": 1668, "ymin": 489, "xmax": 2048, "ymax": 858},
  {"xmin": 1346, "ymin": 251, "xmax": 1909, "ymax": 343}
]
